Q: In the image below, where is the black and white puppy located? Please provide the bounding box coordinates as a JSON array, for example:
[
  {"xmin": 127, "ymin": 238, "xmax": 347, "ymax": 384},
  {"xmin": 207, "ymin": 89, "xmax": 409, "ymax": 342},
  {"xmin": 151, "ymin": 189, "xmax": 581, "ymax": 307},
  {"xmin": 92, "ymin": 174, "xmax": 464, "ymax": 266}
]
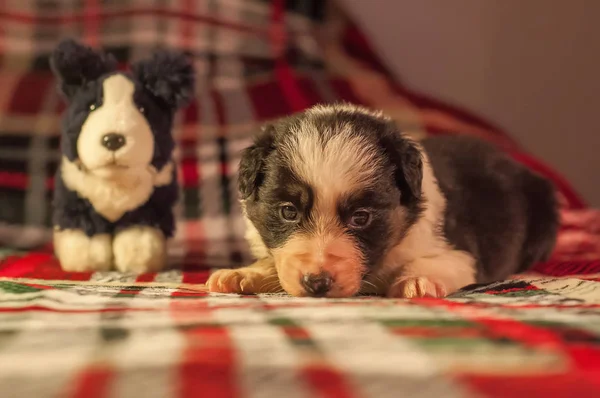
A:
[
  {"xmin": 207, "ymin": 104, "xmax": 559, "ymax": 298},
  {"xmin": 51, "ymin": 39, "xmax": 194, "ymax": 273}
]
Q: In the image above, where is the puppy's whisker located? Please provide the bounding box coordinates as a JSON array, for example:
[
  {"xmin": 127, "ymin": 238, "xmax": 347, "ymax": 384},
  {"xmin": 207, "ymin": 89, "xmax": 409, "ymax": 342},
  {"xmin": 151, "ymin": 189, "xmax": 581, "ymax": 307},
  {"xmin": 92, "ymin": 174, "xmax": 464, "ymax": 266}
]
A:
[
  {"xmin": 361, "ymin": 279, "xmax": 376, "ymax": 289},
  {"xmin": 261, "ymin": 282, "xmax": 280, "ymax": 292},
  {"xmin": 259, "ymin": 278, "xmax": 282, "ymax": 293},
  {"xmin": 359, "ymin": 279, "xmax": 379, "ymax": 295}
]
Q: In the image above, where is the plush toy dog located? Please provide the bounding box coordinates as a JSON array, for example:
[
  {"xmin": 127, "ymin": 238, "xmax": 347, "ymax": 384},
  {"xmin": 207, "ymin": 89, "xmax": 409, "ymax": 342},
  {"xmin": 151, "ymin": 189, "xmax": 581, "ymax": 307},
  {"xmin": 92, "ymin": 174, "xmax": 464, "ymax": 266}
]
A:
[{"xmin": 50, "ymin": 39, "xmax": 194, "ymax": 273}]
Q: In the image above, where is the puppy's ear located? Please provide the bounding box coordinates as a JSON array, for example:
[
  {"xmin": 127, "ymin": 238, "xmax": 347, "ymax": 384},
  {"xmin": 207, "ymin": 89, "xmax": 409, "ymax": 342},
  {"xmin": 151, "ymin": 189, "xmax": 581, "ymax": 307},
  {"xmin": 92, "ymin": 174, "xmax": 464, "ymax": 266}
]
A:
[
  {"xmin": 50, "ymin": 39, "xmax": 117, "ymax": 100},
  {"xmin": 239, "ymin": 124, "xmax": 276, "ymax": 200},
  {"xmin": 132, "ymin": 50, "xmax": 195, "ymax": 109},
  {"xmin": 378, "ymin": 125, "xmax": 423, "ymax": 206}
]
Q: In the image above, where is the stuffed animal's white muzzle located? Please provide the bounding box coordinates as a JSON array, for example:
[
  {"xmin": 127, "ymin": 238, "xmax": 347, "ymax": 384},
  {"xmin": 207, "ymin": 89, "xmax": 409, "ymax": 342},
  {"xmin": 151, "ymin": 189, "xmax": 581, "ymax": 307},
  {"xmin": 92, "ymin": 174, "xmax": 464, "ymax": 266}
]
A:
[{"xmin": 77, "ymin": 74, "xmax": 154, "ymax": 177}]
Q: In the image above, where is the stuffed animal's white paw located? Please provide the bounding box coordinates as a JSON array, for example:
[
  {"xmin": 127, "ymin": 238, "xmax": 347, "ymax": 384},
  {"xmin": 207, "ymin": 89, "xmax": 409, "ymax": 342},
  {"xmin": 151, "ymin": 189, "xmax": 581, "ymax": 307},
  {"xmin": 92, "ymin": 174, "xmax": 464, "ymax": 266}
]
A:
[
  {"xmin": 53, "ymin": 229, "xmax": 113, "ymax": 272},
  {"xmin": 113, "ymin": 226, "xmax": 167, "ymax": 274}
]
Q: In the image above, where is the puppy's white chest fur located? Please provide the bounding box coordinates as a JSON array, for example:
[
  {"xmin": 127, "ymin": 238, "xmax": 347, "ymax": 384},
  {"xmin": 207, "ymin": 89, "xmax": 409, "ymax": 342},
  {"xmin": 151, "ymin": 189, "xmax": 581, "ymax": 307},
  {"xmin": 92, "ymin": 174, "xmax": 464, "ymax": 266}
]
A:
[
  {"xmin": 61, "ymin": 157, "xmax": 173, "ymax": 222},
  {"xmin": 379, "ymin": 152, "xmax": 476, "ymax": 293}
]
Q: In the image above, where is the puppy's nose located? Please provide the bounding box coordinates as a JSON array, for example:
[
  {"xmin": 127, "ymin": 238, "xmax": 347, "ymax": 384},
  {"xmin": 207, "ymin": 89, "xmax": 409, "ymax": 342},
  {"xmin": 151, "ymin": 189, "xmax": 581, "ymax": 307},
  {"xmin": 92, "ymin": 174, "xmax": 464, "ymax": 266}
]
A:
[
  {"xmin": 101, "ymin": 133, "xmax": 126, "ymax": 151},
  {"xmin": 301, "ymin": 272, "xmax": 333, "ymax": 297}
]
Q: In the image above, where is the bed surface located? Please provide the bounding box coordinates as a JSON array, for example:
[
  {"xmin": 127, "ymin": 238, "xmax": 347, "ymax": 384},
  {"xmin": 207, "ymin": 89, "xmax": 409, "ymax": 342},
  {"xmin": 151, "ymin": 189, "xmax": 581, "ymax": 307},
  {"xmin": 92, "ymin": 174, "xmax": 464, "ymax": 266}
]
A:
[{"xmin": 1, "ymin": 249, "xmax": 600, "ymax": 398}]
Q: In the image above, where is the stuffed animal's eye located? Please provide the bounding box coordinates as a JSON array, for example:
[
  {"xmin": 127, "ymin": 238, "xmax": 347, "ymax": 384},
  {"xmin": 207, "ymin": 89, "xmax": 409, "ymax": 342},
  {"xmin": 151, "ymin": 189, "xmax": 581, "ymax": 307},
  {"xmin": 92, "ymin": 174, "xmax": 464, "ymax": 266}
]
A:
[
  {"xmin": 280, "ymin": 204, "xmax": 299, "ymax": 222},
  {"xmin": 348, "ymin": 210, "xmax": 371, "ymax": 228},
  {"xmin": 89, "ymin": 103, "xmax": 97, "ymax": 111},
  {"xmin": 139, "ymin": 106, "xmax": 145, "ymax": 114}
]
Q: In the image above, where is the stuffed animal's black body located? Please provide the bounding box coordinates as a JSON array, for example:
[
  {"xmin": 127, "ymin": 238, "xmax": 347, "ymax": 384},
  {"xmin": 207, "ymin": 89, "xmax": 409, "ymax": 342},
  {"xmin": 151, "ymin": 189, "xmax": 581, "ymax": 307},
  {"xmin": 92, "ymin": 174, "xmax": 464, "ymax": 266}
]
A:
[{"xmin": 50, "ymin": 39, "xmax": 194, "ymax": 273}]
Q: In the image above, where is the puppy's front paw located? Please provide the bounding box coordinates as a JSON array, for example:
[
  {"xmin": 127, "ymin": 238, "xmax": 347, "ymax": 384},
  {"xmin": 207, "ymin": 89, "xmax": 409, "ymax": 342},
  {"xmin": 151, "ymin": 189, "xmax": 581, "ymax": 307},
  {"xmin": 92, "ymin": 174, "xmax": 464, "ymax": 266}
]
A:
[
  {"xmin": 207, "ymin": 268, "xmax": 278, "ymax": 294},
  {"xmin": 388, "ymin": 276, "xmax": 447, "ymax": 298},
  {"xmin": 53, "ymin": 229, "xmax": 113, "ymax": 272},
  {"xmin": 113, "ymin": 226, "xmax": 167, "ymax": 274}
]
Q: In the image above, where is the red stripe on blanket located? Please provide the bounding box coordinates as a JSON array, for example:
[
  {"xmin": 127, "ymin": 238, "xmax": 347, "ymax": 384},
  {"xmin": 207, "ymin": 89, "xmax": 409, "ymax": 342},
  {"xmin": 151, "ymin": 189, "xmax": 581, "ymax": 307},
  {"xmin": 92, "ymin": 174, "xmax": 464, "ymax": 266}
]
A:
[
  {"xmin": 533, "ymin": 261, "xmax": 600, "ymax": 276},
  {"xmin": 180, "ymin": 81, "xmax": 205, "ymax": 267},
  {"xmin": 248, "ymin": 80, "xmax": 294, "ymax": 120},
  {"xmin": 180, "ymin": 158, "xmax": 201, "ymax": 188},
  {"xmin": 0, "ymin": 306, "xmax": 153, "ymax": 313},
  {"xmin": 183, "ymin": 100, "xmax": 199, "ymax": 126},
  {"xmin": 275, "ymin": 61, "xmax": 310, "ymax": 112},
  {"xmin": 9, "ymin": 72, "xmax": 53, "ymax": 114},
  {"xmin": 0, "ymin": 171, "xmax": 53, "ymax": 190},
  {"xmin": 0, "ymin": 9, "xmax": 270, "ymax": 36},
  {"xmin": 0, "ymin": 254, "xmax": 44, "ymax": 277},
  {"xmin": 302, "ymin": 367, "xmax": 358, "ymax": 398},
  {"xmin": 281, "ymin": 326, "xmax": 357, "ymax": 398},
  {"xmin": 181, "ymin": 268, "xmax": 210, "ymax": 285},
  {"xmin": 180, "ymin": 0, "xmax": 195, "ymax": 50},
  {"xmin": 419, "ymin": 298, "xmax": 600, "ymax": 390},
  {"xmin": 270, "ymin": 0, "xmax": 310, "ymax": 113},
  {"xmin": 0, "ymin": 252, "xmax": 93, "ymax": 280},
  {"xmin": 463, "ymin": 373, "xmax": 600, "ymax": 397},
  {"xmin": 135, "ymin": 273, "xmax": 156, "ymax": 283},
  {"xmin": 69, "ymin": 366, "xmax": 113, "ymax": 398},
  {"xmin": 83, "ymin": 0, "xmax": 100, "ymax": 47},
  {"xmin": 179, "ymin": 326, "xmax": 238, "ymax": 398}
]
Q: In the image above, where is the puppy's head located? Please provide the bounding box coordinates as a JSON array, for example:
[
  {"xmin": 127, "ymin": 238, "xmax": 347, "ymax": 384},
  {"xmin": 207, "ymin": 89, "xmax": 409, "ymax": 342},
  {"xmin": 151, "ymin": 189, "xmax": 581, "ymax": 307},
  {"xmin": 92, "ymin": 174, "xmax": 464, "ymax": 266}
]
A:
[
  {"xmin": 240, "ymin": 104, "xmax": 424, "ymax": 297},
  {"xmin": 51, "ymin": 39, "xmax": 194, "ymax": 178}
]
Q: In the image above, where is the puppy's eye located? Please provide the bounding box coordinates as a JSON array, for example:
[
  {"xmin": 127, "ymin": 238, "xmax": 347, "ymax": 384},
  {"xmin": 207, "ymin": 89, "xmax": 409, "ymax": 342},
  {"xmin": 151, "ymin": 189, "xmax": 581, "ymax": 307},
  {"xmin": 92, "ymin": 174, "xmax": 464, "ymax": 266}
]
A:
[
  {"xmin": 349, "ymin": 210, "xmax": 371, "ymax": 228},
  {"xmin": 280, "ymin": 204, "xmax": 299, "ymax": 222},
  {"xmin": 89, "ymin": 103, "xmax": 97, "ymax": 111},
  {"xmin": 138, "ymin": 106, "xmax": 145, "ymax": 114}
]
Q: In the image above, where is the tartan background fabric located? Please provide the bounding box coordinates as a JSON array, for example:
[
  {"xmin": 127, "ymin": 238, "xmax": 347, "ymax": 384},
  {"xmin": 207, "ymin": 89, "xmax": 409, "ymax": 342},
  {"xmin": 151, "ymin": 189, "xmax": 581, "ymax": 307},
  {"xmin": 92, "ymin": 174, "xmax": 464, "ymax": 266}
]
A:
[
  {"xmin": 0, "ymin": 1, "xmax": 600, "ymax": 396},
  {"xmin": 0, "ymin": 0, "xmax": 593, "ymax": 263}
]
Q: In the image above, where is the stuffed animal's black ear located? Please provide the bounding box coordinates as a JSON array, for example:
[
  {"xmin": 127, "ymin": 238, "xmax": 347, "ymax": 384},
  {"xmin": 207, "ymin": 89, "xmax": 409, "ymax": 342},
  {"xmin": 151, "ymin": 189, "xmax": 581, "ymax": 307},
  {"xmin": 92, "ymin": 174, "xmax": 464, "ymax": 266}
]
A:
[
  {"xmin": 378, "ymin": 124, "xmax": 423, "ymax": 206},
  {"xmin": 50, "ymin": 39, "xmax": 117, "ymax": 99},
  {"xmin": 238, "ymin": 124, "xmax": 276, "ymax": 200},
  {"xmin": 132, "ymin": 50, "xmax": 195, "ymax": 109}
]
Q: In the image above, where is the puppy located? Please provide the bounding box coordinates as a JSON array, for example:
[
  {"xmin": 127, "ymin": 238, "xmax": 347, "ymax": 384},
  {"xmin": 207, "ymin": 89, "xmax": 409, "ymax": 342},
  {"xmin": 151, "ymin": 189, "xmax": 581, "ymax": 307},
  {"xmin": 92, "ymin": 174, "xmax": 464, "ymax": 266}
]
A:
[{"xmin": 207, "ymin": 104, "xmax": 559, "ymax": 298}]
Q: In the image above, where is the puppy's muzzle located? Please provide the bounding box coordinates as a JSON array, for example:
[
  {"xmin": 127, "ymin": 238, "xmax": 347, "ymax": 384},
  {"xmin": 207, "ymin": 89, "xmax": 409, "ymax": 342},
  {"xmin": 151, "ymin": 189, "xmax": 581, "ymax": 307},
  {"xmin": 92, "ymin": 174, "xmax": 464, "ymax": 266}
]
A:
[{"xmin": 301, "ymin": 272, "xmax": 333, "ymax": 297}]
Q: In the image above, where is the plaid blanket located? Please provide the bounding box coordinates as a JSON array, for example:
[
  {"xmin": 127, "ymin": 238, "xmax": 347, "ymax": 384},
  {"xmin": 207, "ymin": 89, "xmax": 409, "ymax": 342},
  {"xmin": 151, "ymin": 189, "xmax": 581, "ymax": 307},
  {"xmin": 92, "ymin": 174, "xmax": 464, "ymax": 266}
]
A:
[
  {"xmin": 1, "ymin": 256, "xmax": 600, "ymax": 398},
  {"xmin": 1, "ymin": 1, "xmax": 600, "ymax": 397}
]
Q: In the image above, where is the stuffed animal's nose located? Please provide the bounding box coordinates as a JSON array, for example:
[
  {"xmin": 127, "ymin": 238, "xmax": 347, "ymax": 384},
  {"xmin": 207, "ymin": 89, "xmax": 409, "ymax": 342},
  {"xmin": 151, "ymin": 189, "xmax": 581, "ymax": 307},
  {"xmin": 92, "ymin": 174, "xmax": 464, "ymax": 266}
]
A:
[
  {"xmin": 301, "ymin": 272, "xmax": 333, "ymax": 297},
  {"xmin": 101, "ymin": 133, "xmax": 126, "ymax": 151}
]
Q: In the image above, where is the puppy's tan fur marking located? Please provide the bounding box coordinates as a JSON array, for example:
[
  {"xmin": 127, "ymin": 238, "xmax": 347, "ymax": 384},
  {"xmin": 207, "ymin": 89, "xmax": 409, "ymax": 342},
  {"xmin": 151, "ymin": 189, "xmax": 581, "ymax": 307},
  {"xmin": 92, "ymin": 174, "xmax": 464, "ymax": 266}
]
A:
[
  {"xmin": 271, "ymin": 232, "xmax": 364, "ymax": 298},
  {"xmin": 206, "ymin": 258, "xmax": 280, "ymax": 294},
  {"xmin": 388, "ymin": 276, "xmax": 447, "ymax": 298}
]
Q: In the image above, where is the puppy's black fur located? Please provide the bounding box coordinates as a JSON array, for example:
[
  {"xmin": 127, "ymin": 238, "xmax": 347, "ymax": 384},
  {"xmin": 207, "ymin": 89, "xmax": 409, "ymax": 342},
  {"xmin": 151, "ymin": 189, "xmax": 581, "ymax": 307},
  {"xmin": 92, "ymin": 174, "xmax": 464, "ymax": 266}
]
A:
[{"xmin": 422, "ymin": 135, "xmax": 559, "ymax": 282}]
